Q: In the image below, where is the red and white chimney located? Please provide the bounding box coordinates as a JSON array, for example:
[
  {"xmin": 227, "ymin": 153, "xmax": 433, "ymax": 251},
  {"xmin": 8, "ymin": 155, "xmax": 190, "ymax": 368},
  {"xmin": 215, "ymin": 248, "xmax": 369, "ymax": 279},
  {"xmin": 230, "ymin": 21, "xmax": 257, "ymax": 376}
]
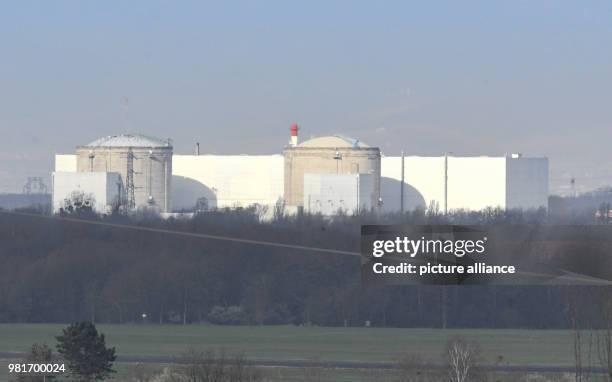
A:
[{"xmin": 290, "ymin": 123, "xmax": 299, "ymax": 147}]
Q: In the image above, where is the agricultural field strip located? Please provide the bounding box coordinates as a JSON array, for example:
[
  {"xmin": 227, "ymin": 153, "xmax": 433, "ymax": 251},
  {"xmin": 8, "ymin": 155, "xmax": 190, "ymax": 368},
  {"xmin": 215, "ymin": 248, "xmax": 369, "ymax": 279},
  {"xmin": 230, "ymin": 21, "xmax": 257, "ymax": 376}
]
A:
[{"xmin": 0, "ymin": 324, "xmax": 583, "ymax": 370}]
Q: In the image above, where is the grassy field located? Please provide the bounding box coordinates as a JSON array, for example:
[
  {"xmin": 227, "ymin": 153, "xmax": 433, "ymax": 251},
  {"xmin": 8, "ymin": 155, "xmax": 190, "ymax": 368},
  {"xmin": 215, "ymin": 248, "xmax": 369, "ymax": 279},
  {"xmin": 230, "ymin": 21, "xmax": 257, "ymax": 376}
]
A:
[
  {"xmin": 0, "ymin": 359, "xmax": 398, "ymax": 382},
  {"xmin": 0, "ymin": 324, "xmax": 575, "ymax": 367}
]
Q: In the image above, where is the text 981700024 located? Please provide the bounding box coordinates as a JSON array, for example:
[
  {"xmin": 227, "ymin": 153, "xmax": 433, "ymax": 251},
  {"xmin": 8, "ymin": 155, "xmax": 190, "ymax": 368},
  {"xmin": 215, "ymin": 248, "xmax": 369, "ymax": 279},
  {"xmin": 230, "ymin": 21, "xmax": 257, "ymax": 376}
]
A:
[{"xmin": 8, "ymin": 363, "xmax": 65, "ymax": 374}]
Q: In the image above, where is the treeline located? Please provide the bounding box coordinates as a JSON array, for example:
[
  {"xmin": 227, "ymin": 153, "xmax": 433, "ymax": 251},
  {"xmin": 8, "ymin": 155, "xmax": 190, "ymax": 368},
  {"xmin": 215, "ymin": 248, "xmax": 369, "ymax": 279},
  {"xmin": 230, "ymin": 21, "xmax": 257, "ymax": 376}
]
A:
[{"xmin": 0, "ymin": 207, "xmax": 609, "ymax": 327}]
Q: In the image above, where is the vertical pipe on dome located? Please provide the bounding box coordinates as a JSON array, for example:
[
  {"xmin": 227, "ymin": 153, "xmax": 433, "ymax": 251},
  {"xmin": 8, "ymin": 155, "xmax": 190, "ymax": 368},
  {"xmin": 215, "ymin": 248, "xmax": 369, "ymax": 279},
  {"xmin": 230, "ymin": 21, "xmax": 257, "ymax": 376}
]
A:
[{"xmin": 290, "ymin": 124, "xmax": 299, "ymax": 147}]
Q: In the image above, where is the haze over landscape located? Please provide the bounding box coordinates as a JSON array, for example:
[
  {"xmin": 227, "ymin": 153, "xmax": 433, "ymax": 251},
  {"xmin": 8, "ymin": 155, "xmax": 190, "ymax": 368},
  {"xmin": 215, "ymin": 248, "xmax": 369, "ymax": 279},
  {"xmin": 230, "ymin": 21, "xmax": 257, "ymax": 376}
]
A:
[{"xmin": 1, "ymin": 1, "xmax": 611, "ymax": 195}]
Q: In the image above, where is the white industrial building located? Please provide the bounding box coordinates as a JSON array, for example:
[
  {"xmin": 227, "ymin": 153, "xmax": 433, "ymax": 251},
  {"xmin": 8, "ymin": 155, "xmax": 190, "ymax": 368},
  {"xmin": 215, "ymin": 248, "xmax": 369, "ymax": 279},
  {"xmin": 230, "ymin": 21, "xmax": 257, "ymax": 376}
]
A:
[
  {"xmin": 304, "ymin": 173, "xmax": 376, "ymax": 215},
  {"xmin": 52, "ymin": 172, "xmax": 123, "ymax": 214},
  {"xmin": 54, "ymin": 130, "xmax": 548, "ymax": 215},
  {"xmin": 55, "ymin": 152, "xmax": 548, "ymax": 214},
  {"xmin": 380, "ymin": 154, "xmax": 548, "ymax": 213}
]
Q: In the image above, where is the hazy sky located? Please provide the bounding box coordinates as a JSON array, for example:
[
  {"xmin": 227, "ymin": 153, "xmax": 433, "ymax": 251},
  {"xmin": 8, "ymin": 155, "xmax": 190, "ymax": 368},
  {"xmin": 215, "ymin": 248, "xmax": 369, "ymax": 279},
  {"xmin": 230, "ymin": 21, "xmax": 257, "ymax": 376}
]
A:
[{"xmin": 1, "ymin": 1, "xmax": 611, "ymax": 194}]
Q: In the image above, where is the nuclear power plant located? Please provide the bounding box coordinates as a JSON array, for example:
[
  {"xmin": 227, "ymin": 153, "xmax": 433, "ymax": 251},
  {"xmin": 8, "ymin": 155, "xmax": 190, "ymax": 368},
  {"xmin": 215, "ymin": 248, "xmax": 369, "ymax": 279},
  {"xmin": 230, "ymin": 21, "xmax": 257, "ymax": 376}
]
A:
[{"xmin": 52, "ymin": 126, "xmax": 549, "ymax": 216}]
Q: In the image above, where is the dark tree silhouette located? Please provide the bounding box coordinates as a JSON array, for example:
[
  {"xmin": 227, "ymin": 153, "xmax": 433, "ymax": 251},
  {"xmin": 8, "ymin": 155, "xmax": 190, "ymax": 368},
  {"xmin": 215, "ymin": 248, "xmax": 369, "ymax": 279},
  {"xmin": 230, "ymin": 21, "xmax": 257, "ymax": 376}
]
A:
[{"xmin": 56, "ymin": 322, "xmax": 116, "ymax": 381}]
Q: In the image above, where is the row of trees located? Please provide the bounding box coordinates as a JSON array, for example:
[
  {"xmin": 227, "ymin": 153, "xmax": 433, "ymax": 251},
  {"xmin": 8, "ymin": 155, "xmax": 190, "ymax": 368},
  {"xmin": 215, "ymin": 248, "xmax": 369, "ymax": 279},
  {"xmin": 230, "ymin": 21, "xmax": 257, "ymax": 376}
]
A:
[{"xmin": 0, "ymin": 207, "xmax": 610, "ymax": 328}]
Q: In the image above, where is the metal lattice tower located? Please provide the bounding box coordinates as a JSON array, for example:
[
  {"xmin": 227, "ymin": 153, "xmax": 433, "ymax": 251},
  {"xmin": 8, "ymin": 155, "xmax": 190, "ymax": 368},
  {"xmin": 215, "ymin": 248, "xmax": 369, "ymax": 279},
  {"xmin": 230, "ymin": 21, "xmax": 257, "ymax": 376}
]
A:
[
  {"xmin": 126, "ymin": 148, "xmax": 136, "ymax": 209},
  {"xmin": 23, "ymin": 177, "xmax": 48, "ymax": 195}
]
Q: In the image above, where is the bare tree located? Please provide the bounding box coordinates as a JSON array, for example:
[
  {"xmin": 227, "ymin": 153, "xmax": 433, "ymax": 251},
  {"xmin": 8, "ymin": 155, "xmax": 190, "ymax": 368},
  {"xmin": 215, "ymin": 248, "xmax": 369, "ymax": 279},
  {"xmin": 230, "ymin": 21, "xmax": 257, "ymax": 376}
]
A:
[
  {"xmin": 16, "ymin": 343, "xmax": 55, "ymax": 382},
  {"xmin": 566, "ymin": 288, "xmax": 595, "ymax": 382},
  {"xmin": 597, "ymin": 289, "xmax": 612, "ymax": 382},
  {"xmin": 445, "ymin": 337, "xmax": 483, "ymax": 382},
  {"xmin": 169, "ymin": 348, "xmax": 262, "ymax": 382},
  {"xmin": 273, "ymin": 198, "xmax": 286, "ymax": 220}
]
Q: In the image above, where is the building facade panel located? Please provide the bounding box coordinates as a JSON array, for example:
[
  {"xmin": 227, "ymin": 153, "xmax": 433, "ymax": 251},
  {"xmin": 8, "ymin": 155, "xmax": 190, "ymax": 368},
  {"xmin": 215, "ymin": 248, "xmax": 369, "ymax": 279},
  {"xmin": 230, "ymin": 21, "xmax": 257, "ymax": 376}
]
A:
[
  {"xmin": 381, "ymin": 156, "xmax": 446, "ymax": 212},
  {"xmin": 304, "ymin": 173, "xmax": 375, "ymax": 215},
  {"xmin": 447, "ymin": 157, "xmax": 507, "ymax": 211},
  {"xmin": 506, "ymin": 157, "xmax": 549, "ymax": 209},
  {"xmin": 172, "ymin": 155, "xmax": 284, "ymax": 210},
  {"xmin": 52, "ymin": 171, "xmax": 123, "ymax": 214},
  {"xmin": 55, "ymin": 154, "xmax": 77, "ymax": 172}
]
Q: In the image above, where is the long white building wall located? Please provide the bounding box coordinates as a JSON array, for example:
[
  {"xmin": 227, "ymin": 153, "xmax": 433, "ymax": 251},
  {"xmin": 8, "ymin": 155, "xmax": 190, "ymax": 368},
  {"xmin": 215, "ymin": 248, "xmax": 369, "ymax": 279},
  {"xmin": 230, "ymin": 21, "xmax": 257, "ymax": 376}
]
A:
[
  {"xmin": 56, "ymin": 153, "xmax": 547, "ymax": 212},
  {"xmin": 381, "ymin": 155, "xmax": 548, "ymax": 212},
  {"xmin": 171, "ymin": 155, "xmax": 284, "ymax": 210}
]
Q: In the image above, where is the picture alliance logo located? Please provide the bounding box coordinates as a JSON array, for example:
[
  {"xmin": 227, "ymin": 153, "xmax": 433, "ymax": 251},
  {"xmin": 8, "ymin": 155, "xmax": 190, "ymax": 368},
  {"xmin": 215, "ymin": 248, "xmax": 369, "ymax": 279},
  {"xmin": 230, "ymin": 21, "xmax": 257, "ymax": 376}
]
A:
[{"xmin": 372, "ymin": 236, "xmax": 488, "ymax": 258}]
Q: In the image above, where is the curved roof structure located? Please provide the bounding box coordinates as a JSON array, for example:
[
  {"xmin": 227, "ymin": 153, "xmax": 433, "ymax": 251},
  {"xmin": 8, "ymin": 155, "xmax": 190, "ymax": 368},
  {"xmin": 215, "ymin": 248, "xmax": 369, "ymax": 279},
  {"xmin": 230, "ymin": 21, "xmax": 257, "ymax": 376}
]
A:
[
  {"xmin": 298, "ymin": 135, "xmax": 370, "ymax": 148},
  {"xmin": 85, "ymin": 134, "xmax": 172, "ymax": 148}
]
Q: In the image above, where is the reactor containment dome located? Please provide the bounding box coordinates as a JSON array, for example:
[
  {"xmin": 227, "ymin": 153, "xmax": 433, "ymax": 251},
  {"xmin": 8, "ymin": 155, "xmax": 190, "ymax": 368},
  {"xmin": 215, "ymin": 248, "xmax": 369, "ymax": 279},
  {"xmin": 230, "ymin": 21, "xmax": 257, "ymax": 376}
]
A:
[{"xmin": 283, "ymin": 130, "xmax": 381, "ymax": 210}]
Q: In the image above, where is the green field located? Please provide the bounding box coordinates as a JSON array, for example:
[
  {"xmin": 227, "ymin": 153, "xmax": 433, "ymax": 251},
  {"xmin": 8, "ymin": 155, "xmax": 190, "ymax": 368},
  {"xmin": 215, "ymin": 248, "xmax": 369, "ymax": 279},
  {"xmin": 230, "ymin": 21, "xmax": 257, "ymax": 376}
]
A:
[
  {"xmin": 0, "ymin": 360, "xmax": 391, "ymax": 382},
  {"xmin": 0, "ymin": 324, "xmax": 575, "ymax": 367}
]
